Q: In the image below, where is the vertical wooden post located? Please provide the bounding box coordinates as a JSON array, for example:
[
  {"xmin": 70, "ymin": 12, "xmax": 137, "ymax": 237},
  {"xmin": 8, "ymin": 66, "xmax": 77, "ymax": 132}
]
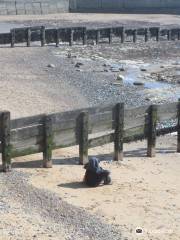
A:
[
  {"xmin": 1, "ymin": 111, "xmax": 11, "ymax": 172},
  {"xmin": 121, "ymin": 27, "xmax": 125, "ymax": 43},
  {"xmin": 41, "ymin": 26, "xmax": 45, "ymax": 47},
  {"xmin": 177, "ymin": 98, "xmax": 180, "ymax": 152},
  {"xmin": 114, "ymin": 103, "xmax": 124, "ymax": 161},
  {"xmin": 147, "ymin": 105, "xmax": 157, "ymax": 157},
  {"xmin": 79, "ymin": 111, "xmax": 89, "ymax": 165},
  {"xmin": 69, "ymin": 29, "xmax": 74, "ymax": 46},
  {"xmin": 56, "ymin": 29, "xmax": 60, "ymax": 47},
  {"xmin": 82, "ymin": 27, "xmax": 87, "ymax": 45},
  {"xmin": 108, "ymin": 28, "xmax": 113, "ymax": 44},
  {"xmin": 133, "ymin": 29, "xmax": 137, "ymax": 43},
  {"xmin": 156, "ymin": 28, "xmax": 160, "ymax": 42},
  {"xmin": 178, "ymin": 30, "xmax": 180, "ymax": 40},
  {"xmin": 96, "ymin": 30, "xmax": 100, "ymax": 45},
  {"xmin": 10, "ymin": 29, "xmax": 15, "ymax": 48},
  {"xmin": 27, "ymin": 28, "xmax": 31, "ymax": 47},
  {"xmin": 145, "ymin": 28, "xmax": 149, "ymax": 42},
  {"xmin": 43, "ymin": 115, "xmax": 53, "ymax": 168},
  {"xmin": 167, "ymin": 29, "xmax": 171, "ymax": 41}
]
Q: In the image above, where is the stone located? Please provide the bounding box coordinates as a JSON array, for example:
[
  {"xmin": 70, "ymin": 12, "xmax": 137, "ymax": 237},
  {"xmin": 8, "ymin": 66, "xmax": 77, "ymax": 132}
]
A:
[
  {"xmin": 75, "ymin": 62, "xmax": 83, "ymax": 68},
  {"xmin": 133, "ymin": 81, "xmax": 144, "ymax": 86},
  {"xmin": 47, "ymin": 64, "xmax": 55, "ymax": 68},
  {"xmin": 140, "ymin": 68, "xmax": 147, "ymax": 72},
  {"xmin": 119, "ymin": 67, "xmax": 125, "ymax": 71},
  {"xmin": 116, "ymin": 74, "xmax": 124, "ymax": 81}
]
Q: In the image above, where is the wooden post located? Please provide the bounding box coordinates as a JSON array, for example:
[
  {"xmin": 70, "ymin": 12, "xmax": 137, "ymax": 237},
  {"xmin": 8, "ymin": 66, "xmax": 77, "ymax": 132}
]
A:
[
  {"xmin": 96, "ymin": 30, "xmax": 100, "ymax": 45},
  {"xmin": 177, "ymin": 98, "xmax": 180, "ymax": 152},
  {"xmin": 108, "ymin": 28, "xmax": 113, "ymax": 44},
  {"xmin": 145, "ymin": 28, "xmax": 149, "ymax": 42},
  {"xmin": 156, "ymin": 28, "xmax": 160, "ymax": 42},
  {"xmin": 167, "ymin": 29, "xmax": 171, "ymax": 41},
  {"xmin": 82, "ymin": 27, "xmax": 87, "ymax": 45},
  {"xmin": 114, "ymin": 103, "xmax": 124, "ymax": 161},
  {"xmin": 147, "ymin": 105, "xmax": 157, "ymax": 157},
  {"xmin": 178, "ymin": 30, "xmax": 180, "ymax": 40},
  {"xmin": 69, "ymin": 29, "xmax": 74, "ymax": 46},
  {"xmin": 1, "ymin": 111, "xmax": 11, "ymax": 172},
  {"xmin": 133, "ymin": 29, "xmax": 137, "ymax": 43},
  {"xmin": 10, "ymin": 29, "xmax": 15, "ymax": 48},
  {"xmin": 121, "ymin": 27, "xmax": 125, "ymax": 43},
  {"xmin": 41, "ymin": 26, "xmax": 45, "ymax": 47},
  {"xmin": 79, "ymin": 111, "xmax": 89, "ymax": 165},
  {"xmin": 56, "ymin": 29, "xmax": 60, "ymax": 47},
  {"xmin": 27, "ymin": 28, "xmax": 31, "ymax": 47},
  {"xmin": 43, "ymin": 115, "xmax": 53, "ymax": 168}
]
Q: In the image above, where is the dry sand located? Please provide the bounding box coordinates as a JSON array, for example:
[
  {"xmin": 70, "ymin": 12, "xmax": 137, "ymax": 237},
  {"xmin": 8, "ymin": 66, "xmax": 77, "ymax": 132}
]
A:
[{"xmin": 10, "ymin": 134, "xmax": 180, "ymax": 240}]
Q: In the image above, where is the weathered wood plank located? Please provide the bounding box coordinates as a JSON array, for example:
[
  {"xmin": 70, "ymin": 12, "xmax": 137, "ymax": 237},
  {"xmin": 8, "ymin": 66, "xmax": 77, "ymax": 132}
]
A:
[
  {"xmin": 11, "ymin": 114, "xmax": 45, "ymax": 129},
  {"xmin": 147, "ymin": 105, "xmax": 157, "ymax": 157},
  {"xmin": 43, "ymin": 116, "xmax": 53, "ymax": 168},
  {"xmin": 124, "ymin": 125, "xmax": 147, "ymax": 138},
  {"xmin": 88, "ymin": 132, "xmax": 114, "ymax": 148},
  {"xmin": 177, "ymin": 99, "xmax": 180, "ymax": 152},
  {"xmin": 11, "ymin": 145, "xmax": 43, "ymax": 158},
  {"xmin": 125, "ymin": 105, "xmax": 149, "ymax": 120},
  {"xmin": 1, "ymin": 111, "xmax": 11, "ymax": 172},
  {"xmin": 78, "ymin": 112, "xmax": 89, "ymax": 165},
  {"xmin": 114, "ymin": 103, "xmax": 124, "ymax": 161},
  {"xmin": 54, "ymin": 128, "xmax": 77, "ymax": 148},
  {"xmin": 11, "ymin": 124, "xmax": 43, "ymax": 141}
]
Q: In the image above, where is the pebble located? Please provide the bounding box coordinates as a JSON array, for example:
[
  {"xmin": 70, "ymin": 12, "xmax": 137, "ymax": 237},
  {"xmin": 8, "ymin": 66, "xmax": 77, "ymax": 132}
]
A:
[
  {"xmin": 133, "ymin": 81, "xmax": 144, "ymax": 86},
  {"xmin": 116, "ymin": 74, "xmax": 124, "ymax": 81},
  {"xmin": 47, "ymin": 64, "xmax": 55, "ymax": 68},
  {"xmin": 75, "ymin": 62, "xmax": 83, "ymax": 68}
]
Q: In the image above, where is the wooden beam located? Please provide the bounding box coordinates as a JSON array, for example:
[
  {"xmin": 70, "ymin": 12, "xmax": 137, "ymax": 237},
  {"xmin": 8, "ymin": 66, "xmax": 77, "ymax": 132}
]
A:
[
  {"xmin": 177, "ymin": 99, "xmax": 180, "ymax": 153},
  {"xmin": 10, "ymin": 29, "xmax": 15, "ymax": 48},
  {"xmin": 43, "ymin": 115, "xmax": 53, "ymax": 168},
  {"xmin": 41, "ymin": 26, "xmax": 45, "ymax": 47},
  {"xmin": 1, "ymin": 111, "xmax": 11, "ymax": 172},
  {"xmin": 147, "ymin": 105, "xmax": 157, "ymax": 157},
  {"xmin": 114, "ymin": 103, "xmax": 124, "ymax": 161},
  {"xmin": 78, "ymin": 112, "xmax": 89, "ymax": 165},
  {"xmin": 27, "ymin": 28, "xmax": 31, "ymax": 47}
]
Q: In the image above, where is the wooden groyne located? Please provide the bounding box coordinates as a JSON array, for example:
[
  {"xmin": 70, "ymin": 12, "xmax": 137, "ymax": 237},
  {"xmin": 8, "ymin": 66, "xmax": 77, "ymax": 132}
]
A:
[
  {"xmin": 1, "ymin": 100, "xmax": 180, "ymax": 172},
  {"xmin": 0, "ymin": 26, "xmax": 180, "ymax": 47}
]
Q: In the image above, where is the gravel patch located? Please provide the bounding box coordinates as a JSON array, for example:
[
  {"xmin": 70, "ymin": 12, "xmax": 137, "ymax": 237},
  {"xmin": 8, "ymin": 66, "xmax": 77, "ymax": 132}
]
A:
[{"xmin": 1, "ymin": 170, "xmax": 124, "ymax": 240}]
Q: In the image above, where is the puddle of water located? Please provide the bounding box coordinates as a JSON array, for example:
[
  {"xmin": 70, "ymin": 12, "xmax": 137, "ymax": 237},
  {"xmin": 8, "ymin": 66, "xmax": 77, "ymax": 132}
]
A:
[{"xmin": 0, "ymin": 23, "xmax": 24, "ymax": 33}]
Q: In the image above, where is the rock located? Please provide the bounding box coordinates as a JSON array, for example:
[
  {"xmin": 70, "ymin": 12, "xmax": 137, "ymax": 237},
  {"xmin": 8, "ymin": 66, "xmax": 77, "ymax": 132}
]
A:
[
  {"xmin": 140, "ymin": 68, "xmax": 147, "ymax": 72},
  {"xmin": 119, "ymin": 67, "xmax": 125, "ymax": 71},
  {"xmin": 104, "ymin": 69, "xmax": 108, "ymax": 72},
  {"xmin": 116, "ymin": 74, "xmax": 124, "ymax": 81},
  {"xmin": 75, "ymin": 62, "xmax": 83, "ymax": 68},
  {"xmin": 47, "ymin": 64, "xmax": 55, "ymax": 68},
  {"xmin": 160, "ymin": 65, "xmax": 165, "ymax": 68},
  {"xmin": 158, "ymin": 74, "xmax": 166, "ymax": 81},
  {"xmin": 133, "ymin": 81, "xmax": 144, "ymax": 86}
]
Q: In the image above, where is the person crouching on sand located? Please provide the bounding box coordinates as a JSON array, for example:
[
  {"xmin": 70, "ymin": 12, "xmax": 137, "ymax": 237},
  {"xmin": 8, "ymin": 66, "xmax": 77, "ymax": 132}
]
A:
[{"xmin": 84, "ymin": 157, "xmax": 111, "ymax": 187}]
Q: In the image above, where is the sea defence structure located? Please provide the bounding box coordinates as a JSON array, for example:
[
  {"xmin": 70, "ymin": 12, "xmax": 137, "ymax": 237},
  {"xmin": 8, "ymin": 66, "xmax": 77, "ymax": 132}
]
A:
[
  {"xmin": 1, "ymin": 0, "xmax": 180, "ymax": 15},
  {"xmin": 70, "ymin": 0, "xmax": 180, "ymax": 13}
]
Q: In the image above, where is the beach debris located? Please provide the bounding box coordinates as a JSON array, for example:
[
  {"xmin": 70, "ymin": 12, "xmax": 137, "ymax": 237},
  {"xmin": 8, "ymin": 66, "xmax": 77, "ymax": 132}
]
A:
[{"xmin": 47, "ymin": 64, "xmax": 55, "ymax": 68}]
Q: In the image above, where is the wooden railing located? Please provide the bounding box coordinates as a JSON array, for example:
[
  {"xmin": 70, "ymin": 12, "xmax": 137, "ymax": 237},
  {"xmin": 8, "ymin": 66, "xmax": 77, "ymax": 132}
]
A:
[
  {"xmin": 1, "ymin": 26, "xmax": 180, "ymax": 47},
  {"xmin": 1, "ymin": 100, "xmax": 180, "ymax": 172}
]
